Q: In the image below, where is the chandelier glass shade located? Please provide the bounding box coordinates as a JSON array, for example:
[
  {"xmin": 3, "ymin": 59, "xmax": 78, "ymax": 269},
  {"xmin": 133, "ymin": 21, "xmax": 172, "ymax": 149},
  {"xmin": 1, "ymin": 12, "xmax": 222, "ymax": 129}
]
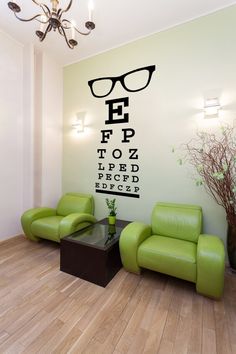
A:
[{"xmin": 8, "ymin": 0, "xmax": 95, "ymax": 49}]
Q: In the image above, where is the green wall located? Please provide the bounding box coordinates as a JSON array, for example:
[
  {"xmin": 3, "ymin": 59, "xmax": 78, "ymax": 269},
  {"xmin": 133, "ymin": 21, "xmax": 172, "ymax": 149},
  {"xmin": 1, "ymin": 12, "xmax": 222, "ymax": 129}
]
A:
[{"xmin": 63, "ymin": 5, "xmax": 236, "ymax": 245}]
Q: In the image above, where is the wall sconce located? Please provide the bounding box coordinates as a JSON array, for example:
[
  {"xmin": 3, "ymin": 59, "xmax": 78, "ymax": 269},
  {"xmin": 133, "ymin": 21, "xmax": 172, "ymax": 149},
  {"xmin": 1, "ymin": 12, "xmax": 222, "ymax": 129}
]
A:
[
  {"xmin": 204, "ymin": 97, "xmax": 221, "ymax": 118},
  {"xmin": 72, "ymin": 112, "xmax": 86, "ymax": 133}
]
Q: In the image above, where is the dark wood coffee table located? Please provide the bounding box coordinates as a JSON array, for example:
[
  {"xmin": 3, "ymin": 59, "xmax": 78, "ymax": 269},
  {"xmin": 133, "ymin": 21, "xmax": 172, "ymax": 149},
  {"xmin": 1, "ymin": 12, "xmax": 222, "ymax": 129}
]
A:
[{"xmin": 60, "ymin": 218, "xmax": 130, "ymax": 287}]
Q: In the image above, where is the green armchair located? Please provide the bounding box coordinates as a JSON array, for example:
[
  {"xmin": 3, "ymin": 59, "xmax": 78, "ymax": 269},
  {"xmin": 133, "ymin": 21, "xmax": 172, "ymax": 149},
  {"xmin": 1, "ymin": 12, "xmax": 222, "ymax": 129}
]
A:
[
  {"xmin": 119, "ymin": 202, "xmax": 225, "ymax": 299},
  {"xmin": 21, "ymin": 193, "xmax": 96, "ymax": 242}
]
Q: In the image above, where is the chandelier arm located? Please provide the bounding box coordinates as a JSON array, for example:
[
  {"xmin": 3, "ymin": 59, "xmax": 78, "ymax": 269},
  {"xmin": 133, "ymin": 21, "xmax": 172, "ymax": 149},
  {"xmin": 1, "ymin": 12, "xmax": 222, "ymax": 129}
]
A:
[
  {"xmin": 35, "ymin": 18, "xmax": 50, "ymax": 25},
  {"xmin": 39, "ymin": 23, "xmax": 52, "ymax": 42},
  {"xmin": 60, "ymin": 25, "xmax": 74, "ymax": 49},
  {"xmin": 74, "ymin": 25, "xmax": 91, "ymax": 36},
  {"xmin": 58, "ymin": 26, "xmax": 64, "ymax": 36},
  {"xmin": 32, "ymin": 0, "xmax": 42, "ymax": 5},
  {"xmin": 58, "ymin": 0, "xmax": 73, "ymax": 18},
  {"xmin": 38, "ymin": 3, "xmax": 51, "ymax": 17},
  {"xmin": 14, "ymin": 12, "xmax": 43, "ymax": 22},
  {"xmin": 62, "ymin": 19, "xmax": 91, "ymax": 36},
  {"xmin": 58, "ymin": 26, "xmax": 67, "ymax": 38},
  {"xmin": 57, "ymin": 9, "xmax": 62, "ymax": 18}
]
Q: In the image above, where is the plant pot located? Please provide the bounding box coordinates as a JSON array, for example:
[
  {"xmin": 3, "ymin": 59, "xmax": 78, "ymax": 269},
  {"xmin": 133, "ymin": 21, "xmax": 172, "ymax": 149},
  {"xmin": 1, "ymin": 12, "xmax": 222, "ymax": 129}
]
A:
[
  {"xmin": 108, "ymin": 216, "xmax": 116, "ymax": 225},
  {"xmin": 227, "ymin": 222, "xmax": 236, "ymax": 271}
]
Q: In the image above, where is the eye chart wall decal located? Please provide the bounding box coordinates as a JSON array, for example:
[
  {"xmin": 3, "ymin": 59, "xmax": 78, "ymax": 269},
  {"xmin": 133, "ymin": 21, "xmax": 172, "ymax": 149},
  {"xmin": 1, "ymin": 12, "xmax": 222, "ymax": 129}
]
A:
[{"xmin": 88, "ymin": 65, "xmax": 156, "ymax": 198}]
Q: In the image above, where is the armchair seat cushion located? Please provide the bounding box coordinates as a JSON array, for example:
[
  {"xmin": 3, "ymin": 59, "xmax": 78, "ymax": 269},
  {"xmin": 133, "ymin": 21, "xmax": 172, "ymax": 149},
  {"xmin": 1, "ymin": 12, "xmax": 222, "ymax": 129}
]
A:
[
  {"xmin": 31, "ymin": 216, "xmax": 63, "ymax": 242},
  {"xmin": 137, "ymin": 235, "xmax": 197, "ymax": 283}
]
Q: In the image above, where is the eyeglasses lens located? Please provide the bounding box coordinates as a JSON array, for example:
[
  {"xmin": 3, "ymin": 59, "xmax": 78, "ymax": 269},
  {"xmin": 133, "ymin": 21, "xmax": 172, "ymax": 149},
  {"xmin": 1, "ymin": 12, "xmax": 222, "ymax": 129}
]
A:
[
  {"xmin": 123, "ymin": 68, "xmax": 151, "ymax": 92},
  {"xmin": 91, "ymin": 79, "xmax": 113, "ymax": 98}
]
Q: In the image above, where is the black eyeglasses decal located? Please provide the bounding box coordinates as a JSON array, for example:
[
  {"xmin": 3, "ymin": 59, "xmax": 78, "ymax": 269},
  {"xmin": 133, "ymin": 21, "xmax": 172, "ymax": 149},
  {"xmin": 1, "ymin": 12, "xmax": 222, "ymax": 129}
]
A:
[{"xmin": 88, "ymin": 65, "xmax": 156, "ymax": 98}]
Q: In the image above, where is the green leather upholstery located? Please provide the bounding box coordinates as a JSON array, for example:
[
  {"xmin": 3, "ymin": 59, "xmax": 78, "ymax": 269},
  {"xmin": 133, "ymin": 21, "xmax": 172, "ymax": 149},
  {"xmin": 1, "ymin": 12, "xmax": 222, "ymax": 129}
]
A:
[
  {"xmin": 119, "ymin": 222, "xmax": 151, "ymax": 274},
  {"xmin": 197, "ymin": 234, "xmax": 225, "ymax": 298},
  {"xmin": 57, "ymin": 193, "xmax": 94, "ymax": 216},
  {"xmin": 21, "ymin": 207, "xmax": 57, "ymax": 242},
  {"xmin": 151, "ymin": 203, "xmax": 202, "ymax": 243},
  {"xmin": 138, "ymin": 235, "xmax": 197, "ymax": 282},
  {"xmin": 59, "ymin": 213, "xmax": 97, "ymax": 239},
  {"xmin": 119, "ymin": 202, "xmax": 225, "ymax": 299},
  {"xmin": 21, "ymin": 193, "xmax": 96, "ymax": 243},
  {"xmin": 31, "ymin": 216, "xmax": 64, "ymax": 242}
]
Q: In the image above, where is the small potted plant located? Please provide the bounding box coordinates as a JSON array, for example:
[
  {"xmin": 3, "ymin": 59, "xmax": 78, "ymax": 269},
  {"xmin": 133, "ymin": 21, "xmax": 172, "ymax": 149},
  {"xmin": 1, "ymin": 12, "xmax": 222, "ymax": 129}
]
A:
[{"xmin": 106, "ymin": 198, "xmax": 117, "ymax": 225}]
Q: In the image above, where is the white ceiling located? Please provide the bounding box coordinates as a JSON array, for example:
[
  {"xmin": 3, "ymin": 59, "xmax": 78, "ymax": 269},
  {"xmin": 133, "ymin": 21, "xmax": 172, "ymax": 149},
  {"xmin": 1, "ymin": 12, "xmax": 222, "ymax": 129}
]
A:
[{"xmin": 0, "ymin": 0, "xmax": 235, "ymax": 66}]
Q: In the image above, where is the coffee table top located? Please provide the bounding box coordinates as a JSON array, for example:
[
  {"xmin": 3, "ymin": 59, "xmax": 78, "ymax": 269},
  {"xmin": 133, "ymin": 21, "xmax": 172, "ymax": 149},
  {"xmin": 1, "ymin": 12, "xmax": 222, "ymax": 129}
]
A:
[{"xmin": 64, "ymin": 219, "xmax": 130, "ymax": 251}]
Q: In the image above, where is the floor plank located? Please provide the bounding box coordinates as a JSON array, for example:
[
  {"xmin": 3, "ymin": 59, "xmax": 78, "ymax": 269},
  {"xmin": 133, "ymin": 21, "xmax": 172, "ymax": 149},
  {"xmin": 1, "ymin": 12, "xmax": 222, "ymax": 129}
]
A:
[{"xmin": 0, "ymin": 235, "xmax": 235, "ymax": 354}]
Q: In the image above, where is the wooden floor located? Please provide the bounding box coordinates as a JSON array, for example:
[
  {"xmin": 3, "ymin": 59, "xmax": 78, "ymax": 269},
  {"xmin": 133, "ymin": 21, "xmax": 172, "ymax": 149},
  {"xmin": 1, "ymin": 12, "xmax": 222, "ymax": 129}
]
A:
[{"xmin": 0, "ymin": 236, "xmax": 235, "ymax": 354}]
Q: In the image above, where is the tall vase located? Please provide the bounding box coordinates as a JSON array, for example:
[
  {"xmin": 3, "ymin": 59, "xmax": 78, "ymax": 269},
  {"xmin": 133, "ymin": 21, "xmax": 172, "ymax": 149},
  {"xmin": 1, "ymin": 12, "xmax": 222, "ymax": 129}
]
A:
[{"xmin": 227, "ymin": 222, "xmax": 236, "ymax": 271}]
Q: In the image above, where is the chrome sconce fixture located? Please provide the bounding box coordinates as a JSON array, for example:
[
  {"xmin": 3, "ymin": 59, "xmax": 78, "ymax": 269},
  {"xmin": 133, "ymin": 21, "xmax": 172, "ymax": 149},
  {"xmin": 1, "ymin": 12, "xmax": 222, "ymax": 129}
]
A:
[
  {"xmin": 8, "ymin": 0, "xmax": 95, "ymax": 49},
  {"xmin": 204, "ymin": 97, "xmax": 221, "ymax": 118},
  {"xmin": 72, "ymin": 112, "xmax": 86, "ymax": 133}
]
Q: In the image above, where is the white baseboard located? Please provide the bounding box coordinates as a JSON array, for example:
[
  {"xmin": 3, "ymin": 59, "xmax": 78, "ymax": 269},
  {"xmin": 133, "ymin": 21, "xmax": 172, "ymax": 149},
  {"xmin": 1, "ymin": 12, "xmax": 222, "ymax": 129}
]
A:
[{"xmin": 0, "ymin": 234, "xmax": 24, "ymax": 244}]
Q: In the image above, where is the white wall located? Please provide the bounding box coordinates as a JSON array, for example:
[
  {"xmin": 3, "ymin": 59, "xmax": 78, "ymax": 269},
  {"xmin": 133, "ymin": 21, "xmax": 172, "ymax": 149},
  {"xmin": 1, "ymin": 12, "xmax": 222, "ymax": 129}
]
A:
[
  {"xmin": 0, "ymin": 31, "xmax": 24, "ymax": 240},
  {"xmin": 40, "ymin": 53, "xmax": 63, "ymax": 207},
  {"xmin": 33, "ymin": 51, "xmax": 63, "ymax": 209},
  {"xmin": 23, "ymin": 44, "xmax": 35, "ymax": 212},
  {"xmin": 63, "ymin": 6, "xmax": 236, "ymax": 246},
  {"xmin": 0, "ymin": 30, "xmax": 63, "ymax": 241}
]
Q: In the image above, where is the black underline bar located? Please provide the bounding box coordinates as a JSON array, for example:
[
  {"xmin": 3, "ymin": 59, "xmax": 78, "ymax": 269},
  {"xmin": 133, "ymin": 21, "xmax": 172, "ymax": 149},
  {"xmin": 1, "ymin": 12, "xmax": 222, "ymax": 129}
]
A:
[{"xmin": 95, "ymin": 189, "xmax": 140, "ymax": 198}]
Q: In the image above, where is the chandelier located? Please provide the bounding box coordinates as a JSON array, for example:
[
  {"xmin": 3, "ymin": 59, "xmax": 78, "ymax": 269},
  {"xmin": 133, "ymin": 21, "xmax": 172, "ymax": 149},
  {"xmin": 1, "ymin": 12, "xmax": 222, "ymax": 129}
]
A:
[{"xmin": 8, "ymin": 0, "xmax": 95, "ymax": 49}]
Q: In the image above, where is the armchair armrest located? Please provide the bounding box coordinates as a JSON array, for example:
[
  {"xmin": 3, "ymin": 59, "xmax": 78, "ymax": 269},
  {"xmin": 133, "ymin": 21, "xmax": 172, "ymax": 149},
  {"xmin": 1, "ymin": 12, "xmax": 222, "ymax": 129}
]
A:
[
  {"xmin": 21, "ymin": 207, "xmax": 56, "ymax": 241},
  {"xmin": 197, "ymin": 234, "xmax": 225, "ymax": 299},
  {"xmin": 59, "ymin": 213, "xmax": 97, "ymax": 239},
  {"xmin": 119, "ymin": 222, "xmax": 152, "ymax": 274}
]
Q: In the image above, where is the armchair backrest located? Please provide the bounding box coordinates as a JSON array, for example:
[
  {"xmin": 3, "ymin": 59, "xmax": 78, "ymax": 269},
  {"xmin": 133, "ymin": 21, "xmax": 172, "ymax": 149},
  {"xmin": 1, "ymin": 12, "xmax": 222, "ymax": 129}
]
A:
[
  {"xmin": 151, "ymin": 202, "xmax": 202, "ymax": 243},
  {"xmin": 56, "ymin": 193, "xmax": 94, "ymax": 216}
]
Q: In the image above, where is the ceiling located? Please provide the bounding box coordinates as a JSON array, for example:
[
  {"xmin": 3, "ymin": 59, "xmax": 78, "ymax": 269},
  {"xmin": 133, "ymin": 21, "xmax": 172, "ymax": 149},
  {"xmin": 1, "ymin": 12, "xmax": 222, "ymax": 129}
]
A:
[{"xmin": 0, "ymin": 0, "xmax": 235, "ymax": 66}]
